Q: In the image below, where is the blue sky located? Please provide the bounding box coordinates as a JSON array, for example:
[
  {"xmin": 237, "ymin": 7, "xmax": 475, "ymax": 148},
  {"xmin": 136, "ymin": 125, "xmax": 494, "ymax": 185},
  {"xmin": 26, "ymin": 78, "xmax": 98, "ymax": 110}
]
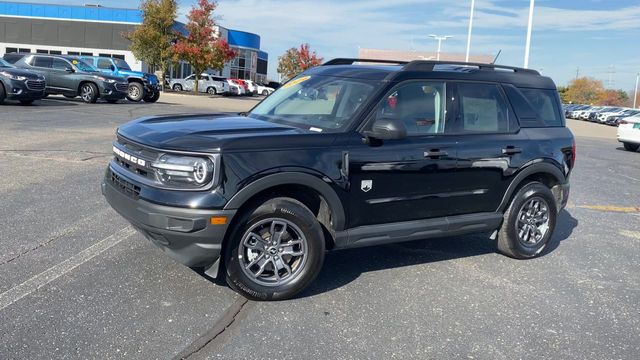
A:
[{"xmin": 13, "ymin": 0, "xmax": 640, "ymax": 90}]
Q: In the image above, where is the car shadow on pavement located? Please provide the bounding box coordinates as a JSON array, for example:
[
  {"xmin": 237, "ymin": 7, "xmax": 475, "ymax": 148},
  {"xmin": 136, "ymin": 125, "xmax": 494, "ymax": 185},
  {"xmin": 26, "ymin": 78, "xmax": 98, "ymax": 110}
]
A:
[{"xmin": 299, "ymin": 209, "xmax": 578, "ymax": 298}]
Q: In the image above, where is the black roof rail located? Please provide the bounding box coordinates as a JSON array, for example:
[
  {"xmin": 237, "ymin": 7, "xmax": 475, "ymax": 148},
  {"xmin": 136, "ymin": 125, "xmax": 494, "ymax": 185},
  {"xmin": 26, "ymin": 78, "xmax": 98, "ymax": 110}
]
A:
[
  {"xmin": 402, "ymin": 60, "xmax": 540, "ymax": 75},
  {"xmin": 322, "ymin": 58, "xmax": 408, "ymax": 66}
]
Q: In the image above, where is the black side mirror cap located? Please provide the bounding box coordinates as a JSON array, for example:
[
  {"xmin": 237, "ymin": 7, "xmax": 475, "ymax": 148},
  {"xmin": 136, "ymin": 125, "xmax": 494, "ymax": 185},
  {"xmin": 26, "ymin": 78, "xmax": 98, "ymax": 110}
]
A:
[{"xmin": 363, "ymin": 117, "xmax": 407, "ymax": 141}]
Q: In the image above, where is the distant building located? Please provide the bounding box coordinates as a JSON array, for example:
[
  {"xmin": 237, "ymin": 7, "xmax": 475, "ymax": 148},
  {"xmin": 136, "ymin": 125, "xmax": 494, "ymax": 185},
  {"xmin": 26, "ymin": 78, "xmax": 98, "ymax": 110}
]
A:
[
  {"xmin": 0, "ymin": 1, "xmax": 268, "ymax": 82},
  {"xmin": 358, "ymin": 48, "xmax": 494, "ymax": 63}
]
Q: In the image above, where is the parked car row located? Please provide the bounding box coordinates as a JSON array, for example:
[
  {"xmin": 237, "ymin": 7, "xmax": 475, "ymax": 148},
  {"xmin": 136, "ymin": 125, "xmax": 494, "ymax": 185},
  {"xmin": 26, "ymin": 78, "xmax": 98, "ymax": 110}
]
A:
[
  {"xmin": 168, "ymin": 74, "xmax": 276, "ymax": 97},
  {"xmin": 1, "ymin": 53, "xmax": 160, "ymax": 104},
  {"xmin": 563, "ymin": 103, "xmax": 640, "ymax": 126}
]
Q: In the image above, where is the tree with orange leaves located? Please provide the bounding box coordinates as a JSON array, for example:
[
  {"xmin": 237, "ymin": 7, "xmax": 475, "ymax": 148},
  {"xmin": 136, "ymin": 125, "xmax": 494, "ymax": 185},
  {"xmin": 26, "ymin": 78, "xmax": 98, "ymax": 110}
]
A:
[
  {"xmin": 277, "ymin": 43, "xmax": 323, "ymax": 82},
  {"xmin": 172, "ymin": 0, "xmax": 237, "ymax": 93}
]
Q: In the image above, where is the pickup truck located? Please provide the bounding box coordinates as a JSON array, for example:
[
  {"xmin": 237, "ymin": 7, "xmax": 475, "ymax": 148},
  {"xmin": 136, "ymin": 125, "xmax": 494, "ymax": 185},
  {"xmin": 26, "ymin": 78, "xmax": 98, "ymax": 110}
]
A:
[{"xmin": 80, "ymin": 56, "xmax": 160, "ymax": 103}]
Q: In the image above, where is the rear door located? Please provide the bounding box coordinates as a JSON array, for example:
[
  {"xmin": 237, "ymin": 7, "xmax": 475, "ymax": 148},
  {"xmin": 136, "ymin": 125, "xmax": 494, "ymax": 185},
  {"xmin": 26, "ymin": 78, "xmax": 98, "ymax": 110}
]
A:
[{"xmin": 446, "ymin": 82, "xmax": 529, "ymax": 215}]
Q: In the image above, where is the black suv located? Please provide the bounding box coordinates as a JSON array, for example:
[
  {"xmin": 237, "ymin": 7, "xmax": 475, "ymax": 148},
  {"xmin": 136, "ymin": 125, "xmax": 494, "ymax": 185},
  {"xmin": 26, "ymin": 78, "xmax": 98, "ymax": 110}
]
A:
[
  {"xmin": 103, "ymin": 59, "xmax": 575, "ymax": 300},
  {"xmin": 0, "ymin": 58, "xmax": 46, "ymax": 104},
  {"xmin": 5, "ymin": 53, "xmax": 128, "ymax": 103}
]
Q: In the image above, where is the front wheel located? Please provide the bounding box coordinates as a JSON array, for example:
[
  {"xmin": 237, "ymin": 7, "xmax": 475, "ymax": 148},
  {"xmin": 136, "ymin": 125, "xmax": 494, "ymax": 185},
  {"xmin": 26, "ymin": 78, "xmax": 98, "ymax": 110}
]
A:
[
  {"xmin": 623, "ymin": 142, "xmax": 639, "ymax": 152},
  {"xmin": 207, "ymin": 87, "xmax": 217, "ymax": 95},
  {"xmin": 143, "ymin": 90, "xmax": 160, "ymax": 103},
  {"xmin": 224, "ymin": 198, "xmax": 325, "ymax": 301},
  {"xmin": 496, "ymin": 182, "xmax": 557, "ymax": 259},
  {"xmin": 261, "ymin": 90, "xmax": 269, "ymax": 96},
  {"xmin": 172, "ymin": 84, "xmax": 182, "ymax": 92},
  {"xmin": 79, "ymin": 83, "xmax": 98, "ymax": 103},
  {"xmin": 127, "ymin": 82, "xmax": 144, "ymax": 102}
]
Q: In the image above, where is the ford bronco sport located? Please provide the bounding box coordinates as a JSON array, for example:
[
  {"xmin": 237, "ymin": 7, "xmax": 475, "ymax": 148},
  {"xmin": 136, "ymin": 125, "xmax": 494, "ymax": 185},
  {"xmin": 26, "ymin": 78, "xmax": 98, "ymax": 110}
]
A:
[{"xmin": 102, "ymin": 59, "xmax": 575, "ymax": 300}]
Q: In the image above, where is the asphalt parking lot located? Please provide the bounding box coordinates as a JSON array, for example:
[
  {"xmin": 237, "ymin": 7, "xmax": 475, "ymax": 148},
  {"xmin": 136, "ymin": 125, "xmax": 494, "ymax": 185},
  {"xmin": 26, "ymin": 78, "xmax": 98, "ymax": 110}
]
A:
[{"xmin": 1, "ymin": 94, "xmax": 639, "ymax": 359}]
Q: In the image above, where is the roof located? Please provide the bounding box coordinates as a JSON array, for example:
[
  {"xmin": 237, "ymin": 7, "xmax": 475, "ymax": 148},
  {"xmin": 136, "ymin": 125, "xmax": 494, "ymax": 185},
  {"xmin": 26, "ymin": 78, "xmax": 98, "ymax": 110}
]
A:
[{"xmin": 307, "ymin": 59, "xmax": 557, "ymax": 89}]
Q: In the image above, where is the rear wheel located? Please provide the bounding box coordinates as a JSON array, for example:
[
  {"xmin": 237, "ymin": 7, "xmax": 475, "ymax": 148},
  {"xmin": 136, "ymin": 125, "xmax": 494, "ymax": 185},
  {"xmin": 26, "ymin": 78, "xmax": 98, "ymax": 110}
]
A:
[
  {"xmin": 79, "ymin": 83, "xmax": 98, "ymax": 103},
  {"xmin": 207, "ymin": 87, "xmax": 217, "ymax": 95},
  {"xmin": 172, "ymin": 84, "xmax": 182, "ymax": 92},
  {"xmin": 127, "ymin": 82, "xmax": 144, "ymax": 102},
  {"xmin": 497, "ymin": 182, "xmax": 557, "ymax": 259},
  {"xmin": 623, "ymin": 142, "xmax": 639, "ymax": 152},
  {"xmin": 262, "ymin": 90, "xmax": 269, "ymax": 96},
  {"xmin": 224, "ymin": 197, "xmax": 325, "ymax": 301}
]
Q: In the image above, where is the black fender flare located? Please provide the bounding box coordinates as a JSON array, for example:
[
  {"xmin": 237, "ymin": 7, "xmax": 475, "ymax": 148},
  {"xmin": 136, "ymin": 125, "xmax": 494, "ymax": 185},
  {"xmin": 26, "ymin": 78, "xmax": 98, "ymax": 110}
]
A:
[
  {"xmin": 497, "ymin": 161, "xmax": 566, "ymax": 212},
  {"xmin": 224, "ymin": 172, "xmax": 346, "ymax": 231}
]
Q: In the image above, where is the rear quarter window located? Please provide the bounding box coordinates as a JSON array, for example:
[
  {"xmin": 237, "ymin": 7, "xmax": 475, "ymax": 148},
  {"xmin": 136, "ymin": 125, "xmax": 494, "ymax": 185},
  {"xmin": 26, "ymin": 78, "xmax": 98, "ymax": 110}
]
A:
[{"xmin": 518, "ymin": 88, "xmax": 564, "ymax": 127}]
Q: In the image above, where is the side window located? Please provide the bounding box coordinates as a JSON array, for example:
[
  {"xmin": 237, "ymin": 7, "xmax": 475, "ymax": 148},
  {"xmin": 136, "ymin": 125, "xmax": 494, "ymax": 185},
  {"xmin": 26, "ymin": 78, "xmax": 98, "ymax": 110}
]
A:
[
  {"xmin": 375, "ymin": 81, "xmax": 447, "ymax": 136},
  {"xmin": 457, "ymin": 83, "xmax": 510, "ymax": 133},
  {"xmin": 185, "ymin": 75, "xmax": 195, "ymax": 81},
  {"xmin": 518, "ymin": 88, "xmax": 563, "ymax": 127},
  {"xmin": 32, "ymin": 56, "xmax": 52, "ymax": 68},
  {"xmin": 52, "ymin": 58, "xmax": 70, "ymax": 70},
  {"xmin": 97, "ymin": 58, "xmax": 112, "ymax": 70}
]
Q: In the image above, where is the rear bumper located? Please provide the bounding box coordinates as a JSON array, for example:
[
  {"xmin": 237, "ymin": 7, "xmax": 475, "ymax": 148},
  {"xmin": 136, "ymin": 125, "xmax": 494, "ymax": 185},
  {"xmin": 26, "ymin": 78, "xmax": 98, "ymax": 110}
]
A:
[
  {"xmin": 552, "ymin": 182, "xmax": 570, "ymax": 210},
  {"xmin": 617, "ymin": 127, "xmax": 640, "ymax": 145},
  {"xmin": 101, "ymin": 169, "xmax": 236, "ymax": 268}
]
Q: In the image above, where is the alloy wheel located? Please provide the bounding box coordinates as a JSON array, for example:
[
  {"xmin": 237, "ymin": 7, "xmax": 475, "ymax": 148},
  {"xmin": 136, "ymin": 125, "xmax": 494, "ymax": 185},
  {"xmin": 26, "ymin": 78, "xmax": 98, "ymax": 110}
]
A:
[{"xmin": 516, "ymin": 197, "xmax": 550, "ymax": 246}]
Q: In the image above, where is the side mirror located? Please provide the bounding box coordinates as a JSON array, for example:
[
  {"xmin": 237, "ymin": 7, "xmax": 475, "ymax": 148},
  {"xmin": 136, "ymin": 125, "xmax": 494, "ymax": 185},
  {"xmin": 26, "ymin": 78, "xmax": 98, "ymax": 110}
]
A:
[
  {"xmin": 364, "ymin": 117, "xmax": 407, "ymax": 141},
  {"xmin": 65, "ymin": 67, "xmax": 75, "ymax": 73},
  {"xmin": 109, "ymin": 65, "xmax": 115, "ymax": 71}
]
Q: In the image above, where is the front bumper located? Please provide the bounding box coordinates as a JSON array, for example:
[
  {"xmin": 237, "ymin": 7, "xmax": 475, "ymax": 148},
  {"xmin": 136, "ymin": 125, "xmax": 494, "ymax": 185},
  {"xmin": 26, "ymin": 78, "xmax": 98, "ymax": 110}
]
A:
[
  {"xmin": 101, "ymin": 168, "xmax": 236, "ymax": 268},
  {"xmin": 99, "ymin": 82, "xmax": 129, "ymax": 100},
  {"xmin": 4, "ymin": 79, "xmax": 46, "ymax": 100}
]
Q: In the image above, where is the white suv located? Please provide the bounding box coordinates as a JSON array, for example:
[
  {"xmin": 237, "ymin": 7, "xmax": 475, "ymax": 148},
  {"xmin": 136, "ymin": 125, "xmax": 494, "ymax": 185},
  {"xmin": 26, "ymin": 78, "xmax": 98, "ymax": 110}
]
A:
[
  {"xmin": 617, "ymin": 115, "xmax": 640, "ymax": 152},
  {"xmin": 169, "ymin": 74, "xmax": 226, "ymax": 95}
]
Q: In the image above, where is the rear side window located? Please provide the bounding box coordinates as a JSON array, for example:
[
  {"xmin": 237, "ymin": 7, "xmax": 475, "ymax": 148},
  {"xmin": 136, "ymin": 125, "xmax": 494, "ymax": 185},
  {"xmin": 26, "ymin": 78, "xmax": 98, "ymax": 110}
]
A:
[
  {"xmin": 519, "ymin": 88, "xmax": 563, "ymax": 126},
  {"xmin": 32, "ymin": 56, "xmax": 52, "ymax": 68},
  {"xmin": 456, "ymin": 83, "xmax": 511, "ymax": 133}
]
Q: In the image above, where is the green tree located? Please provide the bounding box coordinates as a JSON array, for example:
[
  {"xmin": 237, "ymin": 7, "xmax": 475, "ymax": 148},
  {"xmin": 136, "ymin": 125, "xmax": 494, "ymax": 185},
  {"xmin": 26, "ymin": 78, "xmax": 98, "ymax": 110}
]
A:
[
  {"xmin": 125, "ymin": 0, "xmax": 177, "ymax": 89},
  {"xmin": 557, "ymin": 86, "xmax": 569, "ymax": 103},
  {"xmin": 172, "ymin": 0, "xmax": 237, "ymax": 93},
  {"xmin": 277, "ymin": 43, "xmax": 323, "ymax": 82}
]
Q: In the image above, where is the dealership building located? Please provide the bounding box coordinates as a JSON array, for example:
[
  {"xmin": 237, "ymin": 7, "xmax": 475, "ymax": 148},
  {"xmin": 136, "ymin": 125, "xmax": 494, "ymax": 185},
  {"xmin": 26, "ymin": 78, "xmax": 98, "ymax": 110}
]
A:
[{"xmin": 0, "ymin": 1, "xmax": 269, "ymax": 82}]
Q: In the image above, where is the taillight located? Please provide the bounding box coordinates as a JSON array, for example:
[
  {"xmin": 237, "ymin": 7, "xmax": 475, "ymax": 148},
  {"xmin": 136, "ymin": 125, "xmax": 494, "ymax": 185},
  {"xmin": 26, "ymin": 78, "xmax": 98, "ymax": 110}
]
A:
[{"xmin": 619, "ymin": 120, "xmax": 628, "ymax": 125}]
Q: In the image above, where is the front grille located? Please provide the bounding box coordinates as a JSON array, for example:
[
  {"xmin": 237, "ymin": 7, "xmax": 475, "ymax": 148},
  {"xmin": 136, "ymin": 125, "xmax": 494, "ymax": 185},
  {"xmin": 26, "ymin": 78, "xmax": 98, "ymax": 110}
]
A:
[
  {"xmin": 26, "ymin": 80, "xmax": 45, "ymax": 91},
  {"xmin": 113, "ymin": 137, "xmax": 159, "ymax": 181},
  {"xmin": 109, "ymin": 169, "xmax": 140, "ymax": 199},
  {"xmin": 115, "ymin": 82, "xmax": 128, "ymax": 92}
]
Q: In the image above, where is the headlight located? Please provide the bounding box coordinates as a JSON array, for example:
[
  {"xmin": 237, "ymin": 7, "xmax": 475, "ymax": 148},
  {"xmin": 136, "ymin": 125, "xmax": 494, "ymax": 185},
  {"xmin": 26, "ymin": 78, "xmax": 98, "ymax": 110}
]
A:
[
  {"xmin": 94, "ymin": 75, "xmax": 116, "ymax": 83},
  {"xmin": 0, "ymin": 71, "xmax": 27, "ymax": 81},
  {"xmin": 151, "ymin": 154, "xmax": 217, "ymax": 188}
]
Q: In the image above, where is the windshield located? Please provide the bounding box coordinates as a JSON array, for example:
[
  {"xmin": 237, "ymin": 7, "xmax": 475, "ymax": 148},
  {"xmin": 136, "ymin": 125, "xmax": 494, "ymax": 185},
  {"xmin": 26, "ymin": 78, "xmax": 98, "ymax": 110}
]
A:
[
  {"xmin": 248, "ymin": 75, "xmax": 379, "ymax": 132},
  {"xmin": 70, "ymin": 58, "xmax": 97, "ymax": 72},
  {"xmin": 114, "ymin": 58, "xmax": 131, "ymax": 70},
  {"xmin": 0, "ymin": 58, "xmax": 12, "ymax": 68}
]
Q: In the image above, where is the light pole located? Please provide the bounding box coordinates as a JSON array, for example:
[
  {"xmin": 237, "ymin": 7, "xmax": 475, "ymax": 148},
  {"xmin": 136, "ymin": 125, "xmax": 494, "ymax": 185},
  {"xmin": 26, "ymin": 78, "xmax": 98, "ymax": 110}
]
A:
[
  {"xmin": 429, "ymin": 34, "xmax": 453, "ymax": 61},
  {"xmin": 523, "ymin": 0, "xmax": 535, "ymax": 68},
  {"xmin": 634, "ymin": 73, "xmax": 639, "ymax": 109},
  {"xmin": 465, "ymin": 0, "xmax": 475, "ymax": 62}
]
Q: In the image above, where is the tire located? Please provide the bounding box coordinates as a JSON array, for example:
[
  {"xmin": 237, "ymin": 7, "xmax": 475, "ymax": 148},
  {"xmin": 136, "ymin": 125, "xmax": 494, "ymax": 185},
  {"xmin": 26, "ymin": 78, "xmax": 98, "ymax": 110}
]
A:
[
  {"xmin": 496, "ymin": 182, "xmax": 557, "ymax": 259},
  {"xmin": 224, "ymin": 197, "xmax": 325, "ymax": 301},
  {"xmin": 143, "ymin": 90, "xmax": 160, "ymax": 103},
  {"xmin": 0, "ymin": 83, "xmax": 5, "ymax": 104},
  {"xmin": 262, "ymin": 90, "xmax": 269, "ymax": 96},
  {"xmin": 623, "ymin": 142, "xmax": 639, "ymax": 152},
  {"xmin": 173, "ymin": 84, "xmax": 182, "ymax": 92},
  {"xmin": 79, "ymin": 83, "xmax": 98, "ymax": 103},
  {"xmin": 207, "ymin": 87, "xmax": 217, "ymax": 95},
  {"xmin": 127, "ymin": 82, "xmax": 144, "ymax": 102},
  {"xmin": 19, "ymin": 100, "xmax": 34, "ymax": 105}
]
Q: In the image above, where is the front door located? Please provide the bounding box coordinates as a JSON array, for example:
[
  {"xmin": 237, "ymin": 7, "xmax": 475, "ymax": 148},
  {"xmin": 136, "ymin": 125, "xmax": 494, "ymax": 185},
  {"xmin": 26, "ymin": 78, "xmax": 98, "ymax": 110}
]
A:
[{"xmin": 346, "ymin": 80, "xmax": 459, "ymax": 228}]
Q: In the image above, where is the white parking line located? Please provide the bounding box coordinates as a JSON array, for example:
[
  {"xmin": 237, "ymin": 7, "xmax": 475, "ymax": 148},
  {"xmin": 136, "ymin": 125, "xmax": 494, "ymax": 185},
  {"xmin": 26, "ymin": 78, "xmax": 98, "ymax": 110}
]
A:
[{"xmin": 0, "ymin": 226, "xmax": 136, "ymax": 311}]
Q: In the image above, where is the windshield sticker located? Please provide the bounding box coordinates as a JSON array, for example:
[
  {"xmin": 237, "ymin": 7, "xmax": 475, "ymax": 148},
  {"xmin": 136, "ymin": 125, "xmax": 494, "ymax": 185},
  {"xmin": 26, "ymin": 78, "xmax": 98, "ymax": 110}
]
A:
[
  {"xmin": 309, "ymin": 127, "xmax": 323, "ymax": 133},
  {"xmin": 283, "ymin": 75, "xmax": 311, "ymax": 89},
  {"xmin": 72, "ymin": 60, "xmax": 78, "ymax": 65}
]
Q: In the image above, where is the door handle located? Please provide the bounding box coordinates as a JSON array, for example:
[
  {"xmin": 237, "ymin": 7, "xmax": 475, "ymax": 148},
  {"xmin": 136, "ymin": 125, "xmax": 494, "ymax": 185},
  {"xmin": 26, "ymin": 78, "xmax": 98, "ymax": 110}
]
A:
[
  {"xmin": 424, "ymin": 149, "xmax": 448, "ymax": 158},
  {"xmin": 502, "ymin": 146, "xmax": 522, "ymax": 155}
]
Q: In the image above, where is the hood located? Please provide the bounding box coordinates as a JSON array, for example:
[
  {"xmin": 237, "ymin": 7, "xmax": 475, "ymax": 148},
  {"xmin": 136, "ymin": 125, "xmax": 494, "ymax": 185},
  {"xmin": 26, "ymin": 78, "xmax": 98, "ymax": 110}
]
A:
[
  {"xmin": 0, "ymin": 67, "xmax": 43, "ymax": 80},
  {"xmin": 117, "ymin": 114, "xmax": 333, "ymax": 152}
]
